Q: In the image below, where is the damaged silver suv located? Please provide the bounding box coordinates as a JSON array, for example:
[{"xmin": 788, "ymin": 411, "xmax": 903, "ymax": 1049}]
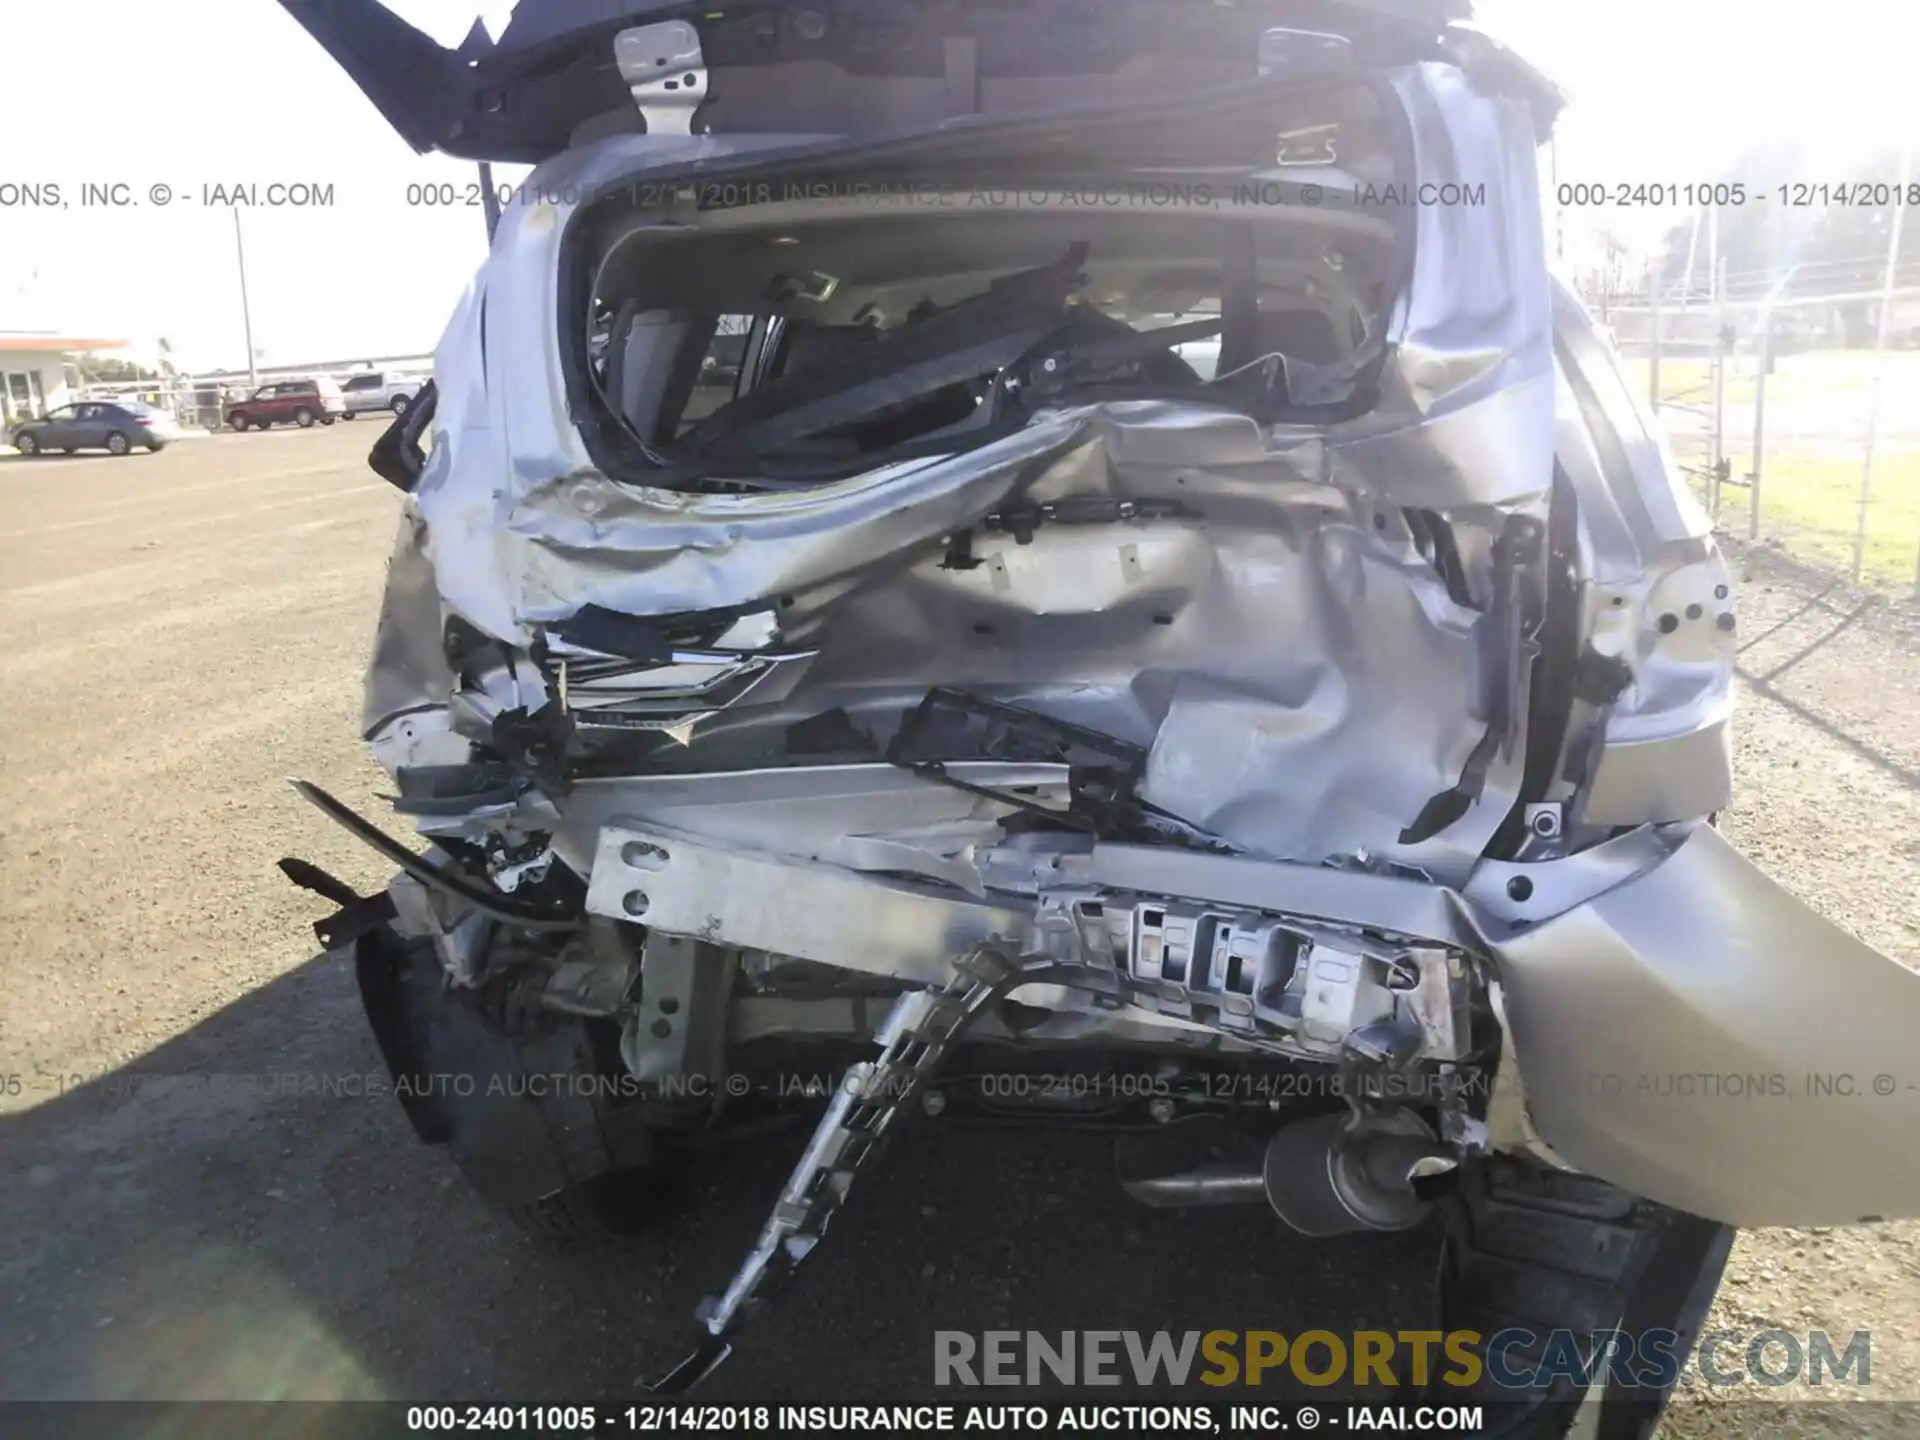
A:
[{"xmin": 281, "ymin": 0, "xmax": 1920, "ymax": 1427}]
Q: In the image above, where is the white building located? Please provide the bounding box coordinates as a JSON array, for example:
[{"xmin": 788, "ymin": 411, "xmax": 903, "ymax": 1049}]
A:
[{"xmin": 0, "ymin": 331, "xmax": 129, "ymax": 430}]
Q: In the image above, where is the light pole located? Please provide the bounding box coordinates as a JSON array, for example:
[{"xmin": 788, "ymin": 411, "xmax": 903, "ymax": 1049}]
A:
[{"xmin": 233, "ymin": 208, "xmax": 258, "ymax": 389}]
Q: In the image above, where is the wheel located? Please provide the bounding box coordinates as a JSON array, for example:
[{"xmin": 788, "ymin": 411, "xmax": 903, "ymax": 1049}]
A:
[
  {"xmin": 390, "ymin": 394, "xmax": 411, "ymax": 416},
  {"xmin": 354, "ymin": 927, "xmax": 681, "ymax": 1248},
  {"xmin": 320, "ymin": 415, "xmax": 336, "ymax": 426},
  {"xmin": 14, "ymin": 432, "xmax": 36, "ymax": 455},
  {"xmin": 146, "ymin": 442, "xmax": 168, "ymax": 453},
  {"xmin": 105, "ymin": 431, "xmax": 131, "ymax": 456},
  {"xmin": 229, "ymin": 415, "xmax": 249, "ymax": 432},
  {"xmin": 294, "ymin": 408, "xmax": 315, "ymax": 428},
  {"xmin": 256, "ymin": 417, "xmax": 272, "ymax": 429},
  {"xmin": 340, "ymin": 411, "xmax": 356, "ymax": 420}
]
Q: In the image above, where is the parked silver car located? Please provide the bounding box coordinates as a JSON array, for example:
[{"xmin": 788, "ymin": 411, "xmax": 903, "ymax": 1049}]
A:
[
  {"xmin": 339, "ymin": 370, "xmax": 425, "ymax": 418},
  {"xmin": 281, "ymin": 0, "xmax": 1919, "ymax": 1426}
]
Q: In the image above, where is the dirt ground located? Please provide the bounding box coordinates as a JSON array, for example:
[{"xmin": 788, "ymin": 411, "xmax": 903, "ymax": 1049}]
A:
[{"xmin": 1, "ymin": 425, "xmax": 1917, "ymax": 1434}]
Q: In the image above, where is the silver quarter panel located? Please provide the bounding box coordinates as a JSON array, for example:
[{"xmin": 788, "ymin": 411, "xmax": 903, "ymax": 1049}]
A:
[
  {"xmin": 1549, "ymin": 279, "xmax": 1736, "ymax": 828},
  {"xmin": 1489, "ymin": 822, "xmax": 1920, "ymax": 1227}
]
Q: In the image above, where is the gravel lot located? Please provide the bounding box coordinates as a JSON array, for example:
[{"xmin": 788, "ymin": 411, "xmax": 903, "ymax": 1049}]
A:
[{"xmin": 1, "ymin": 426, "xmax": 1916, "ymax": 1433}]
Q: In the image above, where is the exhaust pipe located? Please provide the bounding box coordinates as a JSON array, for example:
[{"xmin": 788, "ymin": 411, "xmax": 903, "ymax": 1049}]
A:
[
  {"xmin": 1262, "ymin": 1110, "xmax": 1454, "ymax": 1236},
  {"xmin": 1121, "ymin": 1166, "xmax": 1270, "ymax": 1208},
  {"xmin": 1122, "ymin": 1111, "xmax": 1456, "ymax": 1235}
]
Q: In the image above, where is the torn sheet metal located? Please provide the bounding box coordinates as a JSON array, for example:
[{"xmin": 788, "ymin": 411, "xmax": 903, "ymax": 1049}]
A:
[{"xmin": 366, "ymin": 67, "xmax": 1565, "ymax": 876}]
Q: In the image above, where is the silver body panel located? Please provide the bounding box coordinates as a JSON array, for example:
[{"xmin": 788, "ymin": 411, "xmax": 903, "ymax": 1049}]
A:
[
  {"xmin": 1491, "ymin": 823, "xmax": 1920, "ymax": 1228},
  {"xmin": 340, "ymin": 42, "xmax": 1918, "ymax": 1238}
]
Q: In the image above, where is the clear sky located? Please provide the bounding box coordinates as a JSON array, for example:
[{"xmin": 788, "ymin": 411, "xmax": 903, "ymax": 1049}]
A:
[
  {"xmin": 0, "ymin": 0, "xmax": 1914, "ymax": 370},
  {"xmin": 0, "ymin": 1, "xmax": 520, "ymax": 370}
]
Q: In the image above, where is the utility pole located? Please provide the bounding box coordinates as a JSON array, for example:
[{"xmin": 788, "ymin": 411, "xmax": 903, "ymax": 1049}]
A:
[
  {"xmin": 1679, "ymin": 210, "xmax": 1702, "ymax": 313},
  {"xmin": 1707, "ymin": 207, "xmax": 1726, "ymax": 519},
  {"xmin": 233, "ymin": 208, "xmax": 259, "ymax": 390},
  {"xmin": 1649, "ymin": 261, "xmax": 1662, "ymax": 409},
  {"xmin": 1749, "ymin": 315, "xmax": 1769, "ymax": 540},
  {"xmin": 1854, "ymin": 143, "xmax": 1909, "ymax": 585},
  {"xmin": 1747, "ymin": 264, "xmax": 1799, "ymax": 543}
]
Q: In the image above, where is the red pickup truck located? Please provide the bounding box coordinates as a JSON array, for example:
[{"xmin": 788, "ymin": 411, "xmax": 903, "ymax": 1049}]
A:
[{"xmin": 225, "ymin": 377, "xmax": 346, "ymax": 431}]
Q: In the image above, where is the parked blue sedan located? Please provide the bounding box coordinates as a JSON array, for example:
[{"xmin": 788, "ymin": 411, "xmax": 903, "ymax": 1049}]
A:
[{"xmin": 10, "ymin": 400, "xmax": 179, "ymax": 456}]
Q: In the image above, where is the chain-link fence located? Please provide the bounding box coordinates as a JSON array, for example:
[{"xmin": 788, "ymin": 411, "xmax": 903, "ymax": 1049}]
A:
[
  {"xmin": 1609, "ymin": 285, "xmax": 1920, "ymax": 599},
  {"xmin": 77, "ymin": 376, "xmax": 241, "ymax": 432},
  {"xmin": 76, "ymin": 358, "xmax": 433, "ymax": 434}
]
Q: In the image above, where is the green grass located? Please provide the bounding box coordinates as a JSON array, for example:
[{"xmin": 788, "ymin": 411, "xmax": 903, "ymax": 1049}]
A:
[
  {"xmin": 1688, "ymin": 448, "xmax": 1920, "ymax": 587},
  {"xmin": 1610, "ymin": 350, "xmax": 1920, "ymax": 590}
]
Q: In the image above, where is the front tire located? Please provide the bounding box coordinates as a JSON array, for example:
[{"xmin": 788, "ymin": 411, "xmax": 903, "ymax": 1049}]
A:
[
  {"xmin": 294, "ymin": 408, "xmax": 315, "ymax": 428},
  {"xmin": 14, "ymin": 433, "xmax": 36, "ymax": 455},
  {"xmin": 105, "ymin": 432, "xmax": 131, "ymax": 456},
  {"xmin": 229, "ymin": 415, "xmax": 249, "ymax": 432}
]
